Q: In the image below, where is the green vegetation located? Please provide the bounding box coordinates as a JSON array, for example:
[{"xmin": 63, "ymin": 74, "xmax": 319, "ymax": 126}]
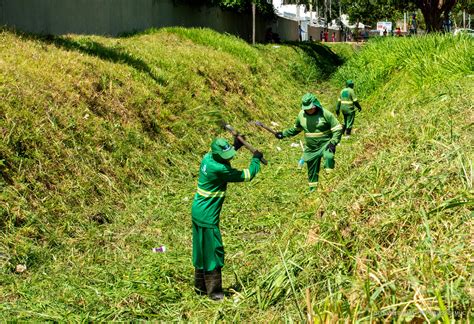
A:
[{"xmin": 1, "ymin": 27, "xmax": 472, "ymax": 321}]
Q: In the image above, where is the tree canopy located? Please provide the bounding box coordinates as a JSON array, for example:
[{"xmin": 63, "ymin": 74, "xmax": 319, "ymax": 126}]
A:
[
  {"xmin": 174, "ymin": 0, "xmax": 275, "ymax": 16},
  {"xmin": 283, "ymin": 0, "xmax": 468, "ymax": 32}
]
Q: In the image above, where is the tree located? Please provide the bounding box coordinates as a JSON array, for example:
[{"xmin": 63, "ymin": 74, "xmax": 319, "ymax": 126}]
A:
[
  {"xmin": 414, "ymin": 0, "xmax": 457, "ymax": 31},
  {"xmin": 174, "ymin": 0, "xmax": 274, "ymax": 16},
  {"xmin": 341, "ymin": 0, "xmax": 402, "ymax": 27},
  {"xmin": 285, "ymin": 0, "xmax": 462, "ymax": 32}
]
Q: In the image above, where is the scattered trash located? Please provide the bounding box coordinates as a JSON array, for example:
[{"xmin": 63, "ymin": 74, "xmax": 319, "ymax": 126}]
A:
[
  {"xmin": 276, "ymin": 146, "xmax": 282, "ymax": 151},
  {"xmin": 15, "ymin": 264, "xmax": 27, "ymax": 273},
  {"xmin": 270, "ymin": 121, "xmax": 279, "ymax": 127},
  {"xmin": 152, "ymin": 246, "xmax": 166, "ymax": 253},
  {"xmin": 411, "ymin": 162, "xmax": 421, "ymax": 172},
  {"xmin": 297, "ymin": 140, "xmax": 305, "ymax": 168},
  {"xmin": 83, "ymin": 113, "xmax": 89, "ymax": 120},
  {"xmin": 182, "ymin": 197, "xmax": 189, "ymax": 201},
  {"xmin": 272, "ymin": 45, "xmax": 280, "ymax": 48},
  {"xmin": 233, "ymin": 296, "xmax": 240, "ymax": 303},
  {"xmin": 290, "ymin": 143, "xmax": 300, "ymax": 148},
  {"xmin": 298, "ymin": 158, "xmax": 305, "ymax": 168}
]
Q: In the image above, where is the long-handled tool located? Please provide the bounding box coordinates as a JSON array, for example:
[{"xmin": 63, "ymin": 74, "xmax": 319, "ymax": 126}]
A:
[
  {"xmin": 220, "ymin": 120, "xmax": 268, "ymax": 165},
  {"xmin": 252, "ymin": 121, "xmax": 278, "ymax": 135}
]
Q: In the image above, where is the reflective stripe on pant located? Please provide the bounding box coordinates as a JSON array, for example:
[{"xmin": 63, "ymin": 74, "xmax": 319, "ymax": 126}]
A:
[
  {"xmin": 306, "ymin": 149, "xmax": 335, "ymax": 188},
  {"xmin": 192, "ymin": 221, "xmax": 224, "ymax": 272},
  {"xmin": 343, "ymin": 111, "xmax": 356, "ymax": 130}
]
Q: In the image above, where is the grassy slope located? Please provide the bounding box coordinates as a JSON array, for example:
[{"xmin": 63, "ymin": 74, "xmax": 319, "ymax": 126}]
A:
[{"xmin": 1, "ymin": 28, "xmax": 473, "ymax": 321}]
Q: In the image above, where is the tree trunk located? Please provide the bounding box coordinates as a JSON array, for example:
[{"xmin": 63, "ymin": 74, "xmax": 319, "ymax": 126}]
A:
[{"xmin": 417, "ymin": 0, "xmax": 458, "ymax": 32}]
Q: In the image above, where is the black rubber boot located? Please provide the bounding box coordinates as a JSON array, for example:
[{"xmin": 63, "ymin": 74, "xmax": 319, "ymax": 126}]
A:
[
  {"xmin": 194, "ymin": 268, "xmax": 207, "ymax": 295},
  {"xmin": 204, "ymin": 268, "xmax": 224, "ymax": 301},
  {"xmin": 346, "ymin": 128, "xmax": 352, "ymax": 135}
]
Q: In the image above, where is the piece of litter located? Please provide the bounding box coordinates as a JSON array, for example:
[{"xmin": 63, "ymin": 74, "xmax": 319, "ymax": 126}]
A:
[
  {"xmin": 298, "ymin": 158, "xmax": 305, "ymax": 168},
  {"xmin": 270, "ymin": 121, "xmax": 279, "ymax": 127},
  {"xmin": 276, "ymin": 146, "xmax": 282, "ymax": 151},
  {"xmin": 290, "ymin": 143, "xmax": 300, "ymax": 148},
  {"xmin": 411, "ymin": 162, "xmax": 421, "ymax": 172},
  {"xmin": 182, "ymin": 197, "xmax": 189, "ymax": 201},
  {"xmin": 152, "ymin": 246, "xmax": 166, "ymax": 253},
  {"xmin": 15, "ymin": 264, "xmax": 27, "ymax": 273},
  {"xmin": 272, "ymin": 45, "xmax": 280, "ymax": 48}
]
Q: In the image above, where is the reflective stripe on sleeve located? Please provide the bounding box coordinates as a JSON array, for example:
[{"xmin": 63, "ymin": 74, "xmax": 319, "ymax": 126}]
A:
[
  {"xmin": 243, "ymin": 169, "xmax": 251, "ymax": 182},
  {"xmin": 341, "ymin": 100, "xmax": 353, "ymax": 104},
  {"xmin": 197, "ymin": 187, "xmax": 226, "ymax": 198},
  {"xmin": 331, "ymin": 124, "xmax": 343, "ymax": 132},
  {"xmin": 353, "ymin": 98, "xmax": 358, "ymax": 101}
]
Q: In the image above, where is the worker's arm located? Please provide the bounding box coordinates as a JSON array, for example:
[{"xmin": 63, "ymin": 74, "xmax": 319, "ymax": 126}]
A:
[
  {"xmin": 354, "ymin": 100, "xmax": 362, "ymax": 111},
  {"xmin": 282, "ymin": 116, "xmax": 303, "ymax": 138},
  {"xmin": 326, "ymin": 111, "xmax": 343, "ymax": 145},
  {"xmin": 351, "ymin": 89, "xmax": 362, "ymax": 111},
  {"xmin": 220, "ymin": 155, "xmax": 261, "ymax": 183},
  {"xmin": 336, "ymin": 98, "xmax": 341, "ymax": 116}
]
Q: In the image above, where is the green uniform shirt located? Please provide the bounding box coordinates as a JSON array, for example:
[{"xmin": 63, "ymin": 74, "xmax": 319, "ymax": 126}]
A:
[
  {"xmin": 191, "ymin": 153, "xmax": 260, "ymax": 227},
  {"xmin": 283, "ymin": 108, "xmax": 342, "ymax": 162},
  {"xmin": 336, "ymin": 87, "xmax": 361, "ymax": 114}
]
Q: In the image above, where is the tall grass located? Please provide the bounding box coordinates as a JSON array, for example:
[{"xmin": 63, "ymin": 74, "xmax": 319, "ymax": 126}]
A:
[{"xmin": 1, "ymin": 28, "xmax": 472, "ymax": 321}]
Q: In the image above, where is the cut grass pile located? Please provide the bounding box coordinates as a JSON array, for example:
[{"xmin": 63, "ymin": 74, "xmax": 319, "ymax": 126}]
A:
[{"xmin": 0, "ymin": 28, "xmax": 472, "ymax": 321}]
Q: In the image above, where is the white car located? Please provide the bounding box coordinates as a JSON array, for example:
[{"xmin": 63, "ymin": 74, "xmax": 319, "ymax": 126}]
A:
[{"xmin": 453, "ymin": 28, "xmax": 474, "ymax": 37}]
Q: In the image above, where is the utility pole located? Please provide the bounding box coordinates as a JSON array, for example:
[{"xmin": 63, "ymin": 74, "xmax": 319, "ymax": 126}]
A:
[
  {"xmin": 338, "ymin": 0, "xmax": 341, "ymax": 19},
  {"xmin": 316, "ymin": 0, "xmax": 319, "ymax": 20},
  {"xmin": 329, "ymin": 0, "xmax": 331, "ymax": 22},
  {"xmin": 324, "ymin": 0, "xmax": 327, "ymax": 28},
  {"xmin": 404, "ymin": 12, "xmax": 407, "ymax": 32},
  {"xmin": 252, "ymin": 2, "xmax": 256, "ymax": 45}
]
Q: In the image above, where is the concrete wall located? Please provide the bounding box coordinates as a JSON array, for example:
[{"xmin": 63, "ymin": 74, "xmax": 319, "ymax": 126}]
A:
[
  {"xmin": 0, "ymin": 0, "xmax": 271, "ymax": 41},
  {"xmin": 272, "ymin": 16, "xmax": 299, "ymax": 41}
]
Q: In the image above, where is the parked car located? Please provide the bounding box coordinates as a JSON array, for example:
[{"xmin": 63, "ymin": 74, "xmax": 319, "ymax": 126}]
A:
[{"xmin": 453, "ymin": 28, "xmax": 474, "ymax": 37}]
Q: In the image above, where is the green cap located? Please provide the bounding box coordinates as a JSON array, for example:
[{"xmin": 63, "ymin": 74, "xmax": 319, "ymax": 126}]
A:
[
  {"xmin": 211, "ymin": 138, "xmax": 236, "ymax": 160},
  {"xmin": 301, "ymin": 93, "xmax": 322, "ymax": 110},
  {"xmin": 346, "ymin": 79, "xmax": 354, "ymax": 87}
]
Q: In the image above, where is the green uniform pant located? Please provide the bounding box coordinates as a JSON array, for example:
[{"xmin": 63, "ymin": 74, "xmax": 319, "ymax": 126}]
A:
[
  {"xmin": 342, "ymin": 111, "xmax": 356, "ymax": 131},
  {"xmin": 192, "ymin": 221, "xmax": 224, "ymax": 271},
  {"xmin": 307, "ymin": 150, "xmax": 335, "ymax": 189}
]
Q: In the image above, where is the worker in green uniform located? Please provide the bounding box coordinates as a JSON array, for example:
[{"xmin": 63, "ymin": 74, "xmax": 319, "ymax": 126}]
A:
[
  {"xmin": 192, "ymin": 137, "xmax": 263, "ymax": 300},
  {"xmin": 275, "ymin": 93, "xmax": 342, "ymax": 192},
  {"xmin": 335, "ymin": 79, "xmax": 362, "ymax": 137}
]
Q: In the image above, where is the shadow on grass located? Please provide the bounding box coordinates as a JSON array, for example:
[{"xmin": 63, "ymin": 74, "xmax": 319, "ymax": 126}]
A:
[
  {"xmin": 285, "ymin": 41, "xmax": 344, "ymax": 80},
  {"xmin": 4, "ymin": 28, "xmax": 166, "ymax": 85}
]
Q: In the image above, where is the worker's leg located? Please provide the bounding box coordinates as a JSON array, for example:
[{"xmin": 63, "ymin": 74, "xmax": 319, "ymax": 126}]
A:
[
  {"xmin": 192, "ymin": 222, "xmax": 207, "ymax": 295},
  {"xmin": 203, "ymin": 226, "xmax": 225, "ymax": 300},
  {"xmin": 323, "ymin": 148, "xmax": 335, "ymax": 171},
  {"xmin": 307, "ymin": 156, "xmax": 321, "ymax": 192},
  {"xmin": 201, "ymin": 226, "xmax": 224, "ymax": 272},
  {"xmin": 342, "ymin": 113, "xmax": 349, "ymax": 133},
  {"xmin": 345, "ymin": 112, "xmax": 356, "ymax": 135}
]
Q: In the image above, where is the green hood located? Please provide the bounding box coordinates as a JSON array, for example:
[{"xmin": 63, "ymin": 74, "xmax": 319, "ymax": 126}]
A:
[{"xmin": 301, "ymin": 93, "xmax": 322, "ymax": 110}]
